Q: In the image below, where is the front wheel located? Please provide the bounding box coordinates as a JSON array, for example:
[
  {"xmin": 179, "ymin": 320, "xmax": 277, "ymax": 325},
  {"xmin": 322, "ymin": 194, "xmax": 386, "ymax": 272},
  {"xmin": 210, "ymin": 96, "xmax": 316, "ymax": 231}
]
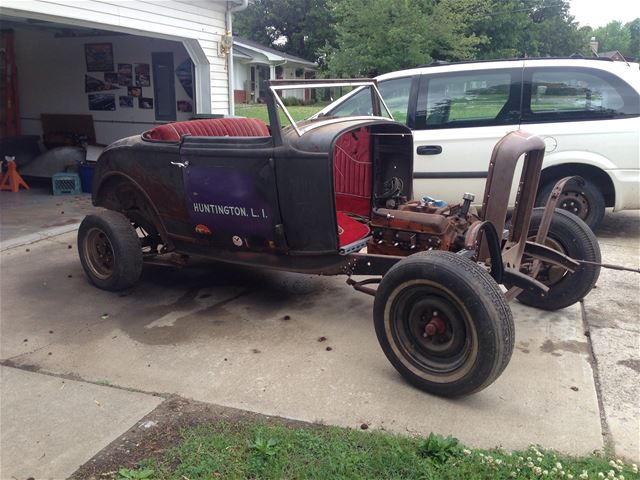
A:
[
  {"xmin": 78, "ymin": 210, "xmax": 143, "ymax": 291},
  {"xmin": 508, "ymin": 208, "xmax": 601, "ymax": 311},
  {"xmin": 373, "ymin": 251, "xmax": 514, "ymax": 397}
]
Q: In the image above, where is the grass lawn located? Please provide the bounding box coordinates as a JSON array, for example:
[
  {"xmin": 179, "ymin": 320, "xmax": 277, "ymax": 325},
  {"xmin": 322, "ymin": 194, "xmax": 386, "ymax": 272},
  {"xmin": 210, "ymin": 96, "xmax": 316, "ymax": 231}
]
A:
[
  {"xmin": 235, "ymin": 103, "xmax": 329, "ymax": 125},
  {"xmin": 115, "ymin": 421, "xmax": 637, "ymax": 480}
]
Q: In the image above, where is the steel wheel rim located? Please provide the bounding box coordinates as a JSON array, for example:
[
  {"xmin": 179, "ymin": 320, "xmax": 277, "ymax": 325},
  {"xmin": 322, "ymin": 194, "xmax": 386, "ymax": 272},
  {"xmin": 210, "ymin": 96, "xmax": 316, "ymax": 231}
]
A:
[
  {"xmin": 558, "ymin": 190, "xmax": 589, "ymax": 220},
  {"xmin": 83, "ymin": 228, "xmax": 115, "ymax": 280},
  {"xmin": 390, "ymin": 285, "xmax": 473, "ymax": 375}
]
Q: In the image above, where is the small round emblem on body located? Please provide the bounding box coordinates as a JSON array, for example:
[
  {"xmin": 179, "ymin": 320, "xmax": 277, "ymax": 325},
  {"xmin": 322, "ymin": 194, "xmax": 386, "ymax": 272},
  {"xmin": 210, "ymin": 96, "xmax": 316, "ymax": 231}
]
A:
[{"xmin": 232, "ymin": 236, "xmax": 243, "ymax": 247}]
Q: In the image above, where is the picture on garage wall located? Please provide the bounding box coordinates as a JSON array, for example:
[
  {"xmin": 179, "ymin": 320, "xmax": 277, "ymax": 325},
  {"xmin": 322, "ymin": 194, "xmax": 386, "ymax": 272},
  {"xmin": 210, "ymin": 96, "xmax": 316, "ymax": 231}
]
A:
[
  {"xmin": 177, "ymin": 100, "xmax": 192, "ymax": 112},
  {"xmin": 88, "ymin": 93, "xmax": 116, "ymax": 111},
  {"xmin": 139, "ymin": 97, "xmax": 154, "ymax": 109},
  {"xmin": 128, "ymin": 86, "xmax": 142, "ymax": 97},
  {"xmin": 85, "ymin": 43, "xmax": 114, "ymax": 72},
  {"xmin": 119, "ymin": 96, "xmax": 134, "ymax": 108},
  {"xmin": 135, "ymin": 63, "xmax": 151, "ymax": 87},
  {"xmin": 175, "ymin": 59, "xmax": 194, "ymax": 99},
  {"xmin": 85, "ymin": 74, "xmax": 119, "ymax": 93},
  {"xmin": 117, "ymin": 63, "xmax": 133, "ymax": 86},
  {"xmin": 104, "ymin": 72, "xmax": 119, "ymax": 88}
]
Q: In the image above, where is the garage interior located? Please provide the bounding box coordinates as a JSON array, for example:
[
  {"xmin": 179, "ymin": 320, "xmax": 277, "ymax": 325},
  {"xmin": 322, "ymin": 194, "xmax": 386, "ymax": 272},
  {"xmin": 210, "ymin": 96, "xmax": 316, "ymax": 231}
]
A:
[{"xmin": 0, "ymin": 15, "xmax": 201, "ymax": 189}]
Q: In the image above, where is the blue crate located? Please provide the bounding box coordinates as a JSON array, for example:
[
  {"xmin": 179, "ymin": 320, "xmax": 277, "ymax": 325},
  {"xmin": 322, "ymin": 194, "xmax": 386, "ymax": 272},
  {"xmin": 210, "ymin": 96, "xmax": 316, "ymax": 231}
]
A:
[{"xmin": 52, "ymin": 172, "xmax": 82, "ymax": 195}]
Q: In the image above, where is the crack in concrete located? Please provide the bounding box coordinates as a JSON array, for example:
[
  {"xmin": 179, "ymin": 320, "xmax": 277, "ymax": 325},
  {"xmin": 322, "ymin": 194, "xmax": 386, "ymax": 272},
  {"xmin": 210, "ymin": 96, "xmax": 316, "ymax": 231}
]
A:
[
  {"xmin": 0, "ymin": 361, "xmax": 170, "ymax": 400},
  {"xmin": 580, "ymin": 299, "xmax": 614, "ymax": 456}
]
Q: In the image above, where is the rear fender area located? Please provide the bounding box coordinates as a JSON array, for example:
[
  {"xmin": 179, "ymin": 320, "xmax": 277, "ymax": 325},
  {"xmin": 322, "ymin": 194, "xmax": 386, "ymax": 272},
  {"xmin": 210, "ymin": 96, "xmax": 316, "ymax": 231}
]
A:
[
  {"xmin": 539, "ymin": 162, "xmax": 616, "ymax": 208},
  {"xmin": 94, "ymin": 173, "xmax": 173, "ymax": 251}
]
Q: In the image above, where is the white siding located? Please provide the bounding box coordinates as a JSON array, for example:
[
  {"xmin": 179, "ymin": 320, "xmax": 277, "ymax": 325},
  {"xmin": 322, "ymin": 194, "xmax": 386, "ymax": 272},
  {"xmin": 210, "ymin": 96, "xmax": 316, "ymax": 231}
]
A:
[{"xmin": 1, "ymin": 0, "xmax": 231, "ymax": 114}]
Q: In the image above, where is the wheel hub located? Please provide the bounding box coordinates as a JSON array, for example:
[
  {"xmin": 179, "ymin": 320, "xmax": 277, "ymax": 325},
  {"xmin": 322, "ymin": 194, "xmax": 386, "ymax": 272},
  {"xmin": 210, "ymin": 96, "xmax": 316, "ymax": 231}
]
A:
[{"xmin": 558, "ymin": 191, "xmax": 589, "ymax": 220}]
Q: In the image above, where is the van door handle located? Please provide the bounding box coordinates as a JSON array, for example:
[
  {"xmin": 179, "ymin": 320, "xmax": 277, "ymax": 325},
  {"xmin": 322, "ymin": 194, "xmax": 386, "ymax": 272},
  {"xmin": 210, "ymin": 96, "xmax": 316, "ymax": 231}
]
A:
[
  {"xmin": 417, "ymin": 145, "xmax": 442, "ymax": 155},
  {"xmin": 170, "ymin": 160, "xmax": 189, "ymax": 168}
]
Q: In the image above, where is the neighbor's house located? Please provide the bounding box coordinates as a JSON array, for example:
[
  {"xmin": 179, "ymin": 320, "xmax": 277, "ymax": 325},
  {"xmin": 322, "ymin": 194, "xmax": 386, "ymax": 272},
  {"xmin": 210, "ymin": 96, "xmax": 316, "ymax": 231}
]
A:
[
  {"xmin": 0, "ymin": 0, "xmax": 248, "ymax": 145},
  {"xmin": 232, "ymin": 37, "xmax": 317, "ymax": 104}
]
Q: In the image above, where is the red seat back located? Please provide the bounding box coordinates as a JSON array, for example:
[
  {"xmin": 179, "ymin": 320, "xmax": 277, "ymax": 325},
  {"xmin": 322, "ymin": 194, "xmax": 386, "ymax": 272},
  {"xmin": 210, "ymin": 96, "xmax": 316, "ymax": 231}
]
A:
[
  {"xmin": 144, "ymin": 118, "xmax": 270, "ymax": 141},
  {"xmin": 333, "ymin": 128, "xmax": 372, "ymax": 217}
]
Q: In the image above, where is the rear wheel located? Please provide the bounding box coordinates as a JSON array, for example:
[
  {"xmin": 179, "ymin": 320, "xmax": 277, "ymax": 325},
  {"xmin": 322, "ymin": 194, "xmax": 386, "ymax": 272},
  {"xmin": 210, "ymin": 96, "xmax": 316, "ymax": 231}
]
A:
[
  {"xmin": 78, "ymin": 210, "xmax": 143, "ymax": 291},
  {"xmin": 508, "ymin": 208, "xmax": 601, "ymax": 310},
  {"xmin": 537, "ymin": 178, "xmax": 605, "ymax": 230},
  {"xmin": 373, "ymin": 251, "xmax": 514, "ymax": 397}
]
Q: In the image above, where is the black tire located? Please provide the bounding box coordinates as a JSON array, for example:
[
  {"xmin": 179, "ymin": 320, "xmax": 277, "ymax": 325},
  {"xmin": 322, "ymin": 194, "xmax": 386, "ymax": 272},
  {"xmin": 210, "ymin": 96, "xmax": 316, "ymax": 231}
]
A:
[
  {"xmin": 536, "ymin": 178, "xmax": 605, "ymax": 231},
  {"xmin": 509, "ymin": 208, "xmax": 601, "ymax": 311},
  {"xmin": 77, "ymin": 210, "xmax": 143, "ymax": 291},
  {"xmin": 373, "ymin": 250, "xmax": 514, "ymax": 397}
]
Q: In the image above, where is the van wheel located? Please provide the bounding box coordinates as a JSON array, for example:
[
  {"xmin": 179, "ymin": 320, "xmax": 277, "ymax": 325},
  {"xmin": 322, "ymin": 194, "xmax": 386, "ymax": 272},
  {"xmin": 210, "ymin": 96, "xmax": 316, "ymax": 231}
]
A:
[
  {"xmin": 78, "ymin": 210, "xmax": 143, "ymax": 291},
  {"xmin": 536, "ymin": 178, "xmax": 605, "ymax": 230},
  {"xmin": 507, "ymin": 208, "xmax": 600, "ymax": 311},
  {"xmin": 374, "ymin": 251, "xmax": 514, "ymax": 397}
]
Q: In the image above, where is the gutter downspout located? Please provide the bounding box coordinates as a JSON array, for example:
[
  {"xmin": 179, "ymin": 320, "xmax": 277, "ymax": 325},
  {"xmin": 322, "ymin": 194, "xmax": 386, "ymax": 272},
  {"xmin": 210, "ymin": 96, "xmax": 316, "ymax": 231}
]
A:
[{"xmin": 226, "ymin": 0, "xmax": 249, "ymax": 116}]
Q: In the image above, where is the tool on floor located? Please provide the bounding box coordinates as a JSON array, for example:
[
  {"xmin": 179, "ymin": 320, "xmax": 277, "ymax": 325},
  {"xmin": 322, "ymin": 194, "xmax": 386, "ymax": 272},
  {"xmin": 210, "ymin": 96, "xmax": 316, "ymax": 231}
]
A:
[{"xmin": 0, "ymin": 156, "xmax": 30, "ymax": 192}]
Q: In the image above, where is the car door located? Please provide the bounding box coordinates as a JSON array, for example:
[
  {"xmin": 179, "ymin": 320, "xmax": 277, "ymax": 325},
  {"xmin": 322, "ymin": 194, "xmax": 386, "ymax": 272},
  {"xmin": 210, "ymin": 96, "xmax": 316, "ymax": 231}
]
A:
[
  {"xmin": 411, "ymin": 64, "xmax": 524, "ymax": 204},
  {"xmin": 177, "ymin": 136, "xmax": 282, "ymax": 252}
]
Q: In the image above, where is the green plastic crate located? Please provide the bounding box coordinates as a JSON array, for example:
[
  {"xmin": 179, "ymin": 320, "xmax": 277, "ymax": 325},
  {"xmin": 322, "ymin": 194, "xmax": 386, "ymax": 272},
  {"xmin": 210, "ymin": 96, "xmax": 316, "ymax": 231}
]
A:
[{"xmin": 52, "ymin": 172, "xmax": 82, "ymax": 195}]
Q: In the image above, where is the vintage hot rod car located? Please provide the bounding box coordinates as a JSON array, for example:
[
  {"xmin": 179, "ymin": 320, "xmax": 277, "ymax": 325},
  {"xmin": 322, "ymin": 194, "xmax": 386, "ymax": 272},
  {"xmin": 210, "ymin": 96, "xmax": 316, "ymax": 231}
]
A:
[{"xmin": 78, "ymin": 80, "xmax": 600, "ymax": 397}]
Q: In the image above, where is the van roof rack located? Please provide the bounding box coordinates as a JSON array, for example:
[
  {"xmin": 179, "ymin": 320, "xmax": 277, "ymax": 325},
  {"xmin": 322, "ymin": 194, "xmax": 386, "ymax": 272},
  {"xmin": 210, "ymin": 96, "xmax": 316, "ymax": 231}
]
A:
[{"xmin": 413, "ymin": 56, "xmax": 615, "ymax": 69}]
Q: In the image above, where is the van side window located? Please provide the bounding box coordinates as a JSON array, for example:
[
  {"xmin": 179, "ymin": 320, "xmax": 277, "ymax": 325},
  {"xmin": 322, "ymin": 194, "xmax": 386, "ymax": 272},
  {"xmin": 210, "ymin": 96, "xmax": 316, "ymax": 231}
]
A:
[
  {"xmin": 523, "ymin": 67, "xmax": 640, "ymax": 122},
  {"xmin": 415, "ymin": 70, "xmax": 521, "ymax": 129},
  {"xmin": 326, "ymin": 77, "xmax": 413, "ymax": 124}
]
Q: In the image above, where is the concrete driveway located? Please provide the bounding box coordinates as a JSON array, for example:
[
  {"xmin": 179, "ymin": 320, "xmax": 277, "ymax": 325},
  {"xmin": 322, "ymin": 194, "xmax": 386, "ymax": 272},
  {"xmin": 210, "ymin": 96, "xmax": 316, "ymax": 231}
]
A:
[{"xmin": 1, "ymin": 211, "xmax": 638, "ymax": 478}]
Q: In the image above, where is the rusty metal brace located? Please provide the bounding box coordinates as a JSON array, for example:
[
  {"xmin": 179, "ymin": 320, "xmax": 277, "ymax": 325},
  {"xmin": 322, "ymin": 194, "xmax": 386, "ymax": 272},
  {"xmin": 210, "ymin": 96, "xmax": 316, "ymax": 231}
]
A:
[{"xmin": 505, "ymin": 175, "xmax": 578, "ymax": 301}]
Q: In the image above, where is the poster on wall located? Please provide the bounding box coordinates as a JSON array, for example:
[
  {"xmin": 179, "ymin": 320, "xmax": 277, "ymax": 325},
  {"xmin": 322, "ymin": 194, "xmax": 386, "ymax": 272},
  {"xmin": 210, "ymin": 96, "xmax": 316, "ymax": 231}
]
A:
[
  {"xmin": 135, "ymin": 63, "xmax": 151, "ymax": 87},
  {"xmin": 88, "ymin": 93, "xmax": 116, "ymax": 111},
  {"xmin": 117, "ymin": 63, "xmax": 133, "ymax": 86},
  {"xmin": 175, "ymin": 59, "xmax": 194, "ymax": 99},
  {"xmin": 139, "ymin": 97, "xmax": 154, "ymax": 109},
  {"xmin": 177, "ymin": 100, "xmax": 193, "ymax": 113},
  {"xmin": 119, "ymin": 96, "xmax": 134, "ymax": 108},
  {"xmin": 85, "ymin": 74, "xmax": 119, "ymax": 93},
  {"xmin": 104, "ymin": 72, "xmax": 119, "ymax": 88},
  {"xmin": 128, "ymin": 86, "xmax": 142, "ymax": 97},
  {"xmin": 85, "ymin": 43, "xmax": 114, "ymax": 72}
]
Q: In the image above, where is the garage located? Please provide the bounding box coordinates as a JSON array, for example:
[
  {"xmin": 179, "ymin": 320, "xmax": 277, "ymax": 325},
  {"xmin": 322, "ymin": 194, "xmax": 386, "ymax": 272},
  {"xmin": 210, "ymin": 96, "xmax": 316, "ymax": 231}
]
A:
[{"xmin": 0, "ymin": 0, "xmax": 246, "ymax": 180}]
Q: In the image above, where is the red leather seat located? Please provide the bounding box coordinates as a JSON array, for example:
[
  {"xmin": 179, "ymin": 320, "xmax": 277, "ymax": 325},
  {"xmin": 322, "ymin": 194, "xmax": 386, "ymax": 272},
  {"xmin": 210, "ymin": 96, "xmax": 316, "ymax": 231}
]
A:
[{"xmin": 144, "ymin": 118, "xmax": 270, "ymax": 141}]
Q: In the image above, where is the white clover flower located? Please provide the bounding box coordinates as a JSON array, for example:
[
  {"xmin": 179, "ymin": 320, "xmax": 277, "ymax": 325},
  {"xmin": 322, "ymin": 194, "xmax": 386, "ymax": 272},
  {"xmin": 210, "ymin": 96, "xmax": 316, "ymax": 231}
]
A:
[
  {"xmin": 552, "ymin": 468, "xmax": 558, "ymax": 474},
  {"xmin": 519, "ymin": 456, "xmax": 524, "ymax": 461},
  {"xmin": 598, "ymin": 473, "xmax": 604, "ymax": 479},
  {"xmin": 528, "ymin": 457, "xmax": 533, "ymax": 461},
  {"xmin": 496, "ymin": 459, "xmax": 503, "ymax": 465},
  {"xmin": 534, "ymin": 466, "xmax": 543, "ymax": 475},
  {"xmin": 579, "ymin": 472, "xmax": 588, "ymax": 480},
  {"xmin": 618, "ymin": 475, "xmax": 624, "ymax": 480},
  {"xmin": 607, "ymin": 471, "xmax": 615, "ymax": 478},
  {"xmin": 566, "ymin": 474, "xmax": 573, "ymax": 480},
  {"xmin": 487, "ymin": 456, "xmax": 494, "ymax": 464},
  {"xmin": 529, "ymin": 461, "xmax": 535, "ymax": 468},
  {"xmin": 632, "ymin": 464, "xmax": 638, "ymax": 474},
  {"xmin": 537, "ymin": 457, "xmax": 544, "ymax": 463},
  {"xmin": 557, "ymin": 462, "xmax": 564, "ymax": 470},
  {"xmin": 543, "ymin": 470, "xmax": 549, "ymax": 476},
  {"xmin": 463, "ymin": 449, "xmax": 471, "ymax": 456}
]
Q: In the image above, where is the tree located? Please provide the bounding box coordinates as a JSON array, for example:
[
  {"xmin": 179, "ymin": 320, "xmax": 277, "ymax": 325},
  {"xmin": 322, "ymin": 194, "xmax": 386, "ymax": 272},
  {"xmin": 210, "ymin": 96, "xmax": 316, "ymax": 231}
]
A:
[
  {"xmin": 592, "ymin": 19, "xmax": 640, "ymax": 59},
  {"xmin": 233, "ymin": 0, "xmax": 336, "ymax": 65},
  {"xmin": 325, "ymin": 0, "xmax": 490, "ymax": 77}
]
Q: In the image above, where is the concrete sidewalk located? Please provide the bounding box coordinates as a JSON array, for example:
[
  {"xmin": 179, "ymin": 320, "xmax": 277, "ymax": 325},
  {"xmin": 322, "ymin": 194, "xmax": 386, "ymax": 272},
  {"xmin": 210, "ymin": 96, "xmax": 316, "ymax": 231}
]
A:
[
  {"xmin": 0, "ymin": 213, "xmax": 638, "ymax": 478},
  {"xmin": 0, "ymin": 366, "xmax": 162, "ymax": 479}
]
